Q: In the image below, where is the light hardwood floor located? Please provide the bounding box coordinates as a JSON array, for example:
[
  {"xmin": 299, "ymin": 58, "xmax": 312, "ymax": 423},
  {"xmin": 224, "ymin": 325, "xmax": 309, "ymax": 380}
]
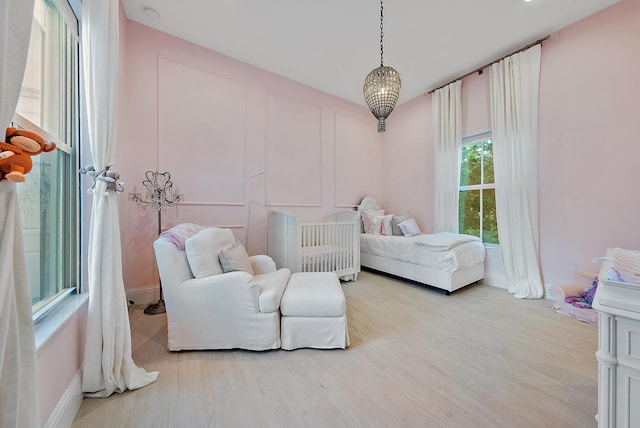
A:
[{"xmin": 72, "ymin": 271, "xmax": 598, "ymax": 428}]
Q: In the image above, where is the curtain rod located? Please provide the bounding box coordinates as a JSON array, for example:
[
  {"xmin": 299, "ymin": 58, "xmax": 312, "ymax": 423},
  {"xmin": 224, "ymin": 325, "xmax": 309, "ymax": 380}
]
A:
[{"xmin": 426, "ymin": 34, "xmax": 552, "ymax": 95}]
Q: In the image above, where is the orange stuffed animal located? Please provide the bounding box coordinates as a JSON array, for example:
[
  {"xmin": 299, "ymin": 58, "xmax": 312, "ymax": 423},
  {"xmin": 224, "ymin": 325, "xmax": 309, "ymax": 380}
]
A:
[{"xmin": 0, "ymin": 127, "xmax": 56, "ymax": 182}]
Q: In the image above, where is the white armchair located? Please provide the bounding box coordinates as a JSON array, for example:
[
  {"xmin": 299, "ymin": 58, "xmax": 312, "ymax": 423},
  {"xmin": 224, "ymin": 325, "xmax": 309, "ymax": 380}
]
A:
[{"xmin": 153, "ymin": 225, "xmax": 291, "ymax": 351}]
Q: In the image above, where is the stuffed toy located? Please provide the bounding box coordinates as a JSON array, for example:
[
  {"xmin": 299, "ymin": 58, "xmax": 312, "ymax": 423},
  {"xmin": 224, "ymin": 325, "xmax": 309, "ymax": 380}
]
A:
[
  {"xmin": 80, "ymin": 163, "xmax": 124, "ymax": 192},
  {"xmin": 0, "ymin": 127, "xmax": 56, "ymax": 182}
]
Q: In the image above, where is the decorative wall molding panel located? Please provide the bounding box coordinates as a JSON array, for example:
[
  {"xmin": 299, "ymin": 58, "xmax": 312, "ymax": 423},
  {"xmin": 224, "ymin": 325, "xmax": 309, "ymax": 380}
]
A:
[
  {"xmin": 158, "ymin": 55, "xmax": 246, "ymax": 205},
  {"xmin": 334, "ymin": 111, "xmax": 382, "ymax": 207},
  {"xmin": 265, "ymin": 94, "xmax": 322, "ymax": 207}
]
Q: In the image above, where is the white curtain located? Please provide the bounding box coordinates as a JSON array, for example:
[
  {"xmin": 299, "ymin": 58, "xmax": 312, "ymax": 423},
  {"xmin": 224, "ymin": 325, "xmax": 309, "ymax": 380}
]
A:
[
  {"xmin": 490, "ymin": 44, "xmax": 543, "ymax": 299},
  {"xmin": 81, "ymin": 0, "xmax": 158, "ymax": 397},
  {"xmin": 0, "ymin": 0, "xmax": 39, "ymax": 427},
  {"xmin": 433, "ymin": 80, "xmax": 462, "ymax": 233}
]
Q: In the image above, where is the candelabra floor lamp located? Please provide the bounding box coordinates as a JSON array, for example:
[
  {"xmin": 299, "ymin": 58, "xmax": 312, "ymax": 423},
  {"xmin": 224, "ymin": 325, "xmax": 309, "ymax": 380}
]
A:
[{"xmin": 130, "ymin": 171, "xmax": 183, "ymax": 315}]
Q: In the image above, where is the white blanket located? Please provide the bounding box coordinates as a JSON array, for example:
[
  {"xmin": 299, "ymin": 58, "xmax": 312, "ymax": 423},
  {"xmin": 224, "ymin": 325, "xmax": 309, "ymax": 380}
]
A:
[{"xmin": 414, "ymin": 232, "xmax": 481, "ymax": 251}]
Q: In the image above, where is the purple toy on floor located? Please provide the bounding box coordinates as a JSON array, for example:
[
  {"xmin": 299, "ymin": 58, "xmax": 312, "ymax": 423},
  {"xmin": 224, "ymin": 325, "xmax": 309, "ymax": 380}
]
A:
[{"xmin": 565, "ymin": 277, "xmax": 598, "ymax": 309}]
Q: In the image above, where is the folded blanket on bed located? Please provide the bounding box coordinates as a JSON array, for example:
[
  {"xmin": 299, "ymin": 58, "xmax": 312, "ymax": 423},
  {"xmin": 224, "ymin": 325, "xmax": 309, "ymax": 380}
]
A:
[{"xmin": 413, "ymin": 232, "xmax": 481, "ymax": 251}]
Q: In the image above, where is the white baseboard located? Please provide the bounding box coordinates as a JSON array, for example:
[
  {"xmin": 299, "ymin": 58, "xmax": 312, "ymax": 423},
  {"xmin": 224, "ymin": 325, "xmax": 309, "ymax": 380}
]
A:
[
  {"xmin": 126, "ymin": 284, "xmax": 160, "ymax": 306},
  {"xmin": 483, "ymin": 272, "xmax": 507, "ymax": 289},
  {"xmin": 45, "ymin": 369, "xmax": 83, "ymax": 428}
]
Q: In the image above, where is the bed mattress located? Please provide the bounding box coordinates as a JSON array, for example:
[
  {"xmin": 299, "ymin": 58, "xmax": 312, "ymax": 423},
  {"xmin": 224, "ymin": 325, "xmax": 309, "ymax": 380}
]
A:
[{"xmin": 360, "ymin": 233, "xmax": 485, "ymax": 273}]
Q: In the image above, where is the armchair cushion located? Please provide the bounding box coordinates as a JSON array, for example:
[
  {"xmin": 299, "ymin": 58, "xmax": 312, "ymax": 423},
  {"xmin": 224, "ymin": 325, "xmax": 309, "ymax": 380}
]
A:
[
  {"xmin": 185, "ymin": 227, "xmax": 235, "ymax": 278},
  {"xmin": 219, "ymin": 242, "xmax": 254, "ymax": 275}
]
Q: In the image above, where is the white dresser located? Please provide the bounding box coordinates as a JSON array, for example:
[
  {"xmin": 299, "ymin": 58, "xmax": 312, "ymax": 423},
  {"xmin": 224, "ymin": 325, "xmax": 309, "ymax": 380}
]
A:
[{"xmin": 593, "ymin": 253, "xmax": 640, "ymax": 428}]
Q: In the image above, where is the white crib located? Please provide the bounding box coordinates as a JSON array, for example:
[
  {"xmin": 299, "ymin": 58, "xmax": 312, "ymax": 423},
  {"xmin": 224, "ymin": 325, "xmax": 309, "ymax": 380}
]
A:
[{"xmin": 267, "ymin": 210, "xmax": 360, "ymax": 281}]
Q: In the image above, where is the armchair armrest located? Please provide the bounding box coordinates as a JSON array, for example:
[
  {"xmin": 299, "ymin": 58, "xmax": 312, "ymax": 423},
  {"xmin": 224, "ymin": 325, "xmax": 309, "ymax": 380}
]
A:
[
  {"xmin": 165, "ymin": 271, "xmax": 261, "ymax": 314},
  {"xmin": 549, "ymin": 284, "xmax": 590, "ymax": 301},
  {"xmin": 249, "ymin": 255, "xmax": 276, "ymax": 275}
]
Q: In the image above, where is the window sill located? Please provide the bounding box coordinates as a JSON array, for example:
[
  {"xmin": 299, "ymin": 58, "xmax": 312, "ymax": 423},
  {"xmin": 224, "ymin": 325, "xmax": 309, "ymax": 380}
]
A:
[{"xmin": 35, "ymin": 292, "xmax": 88, "ymax": 350}]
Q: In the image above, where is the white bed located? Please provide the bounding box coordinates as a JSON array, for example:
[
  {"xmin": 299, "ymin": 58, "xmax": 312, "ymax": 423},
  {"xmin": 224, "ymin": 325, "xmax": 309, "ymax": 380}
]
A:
[{"xmin": 357, "ymin": 197, "xmax": 485, "ymax": 293}]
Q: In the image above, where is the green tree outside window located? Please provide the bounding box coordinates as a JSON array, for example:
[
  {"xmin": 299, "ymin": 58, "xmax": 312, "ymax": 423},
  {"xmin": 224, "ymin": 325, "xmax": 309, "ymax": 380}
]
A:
[{"xmin": 459, "ymin": 136, "xmax": 498, "ymax": 244}]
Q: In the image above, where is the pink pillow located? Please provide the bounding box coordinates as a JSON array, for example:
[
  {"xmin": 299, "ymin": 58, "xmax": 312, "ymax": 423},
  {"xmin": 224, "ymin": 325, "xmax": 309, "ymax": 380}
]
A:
[
  {"xmin": 398, "ymin": 218, "xmax": 422, "ymax": 237},
  {"xmin": 380, "ymin": 214, "xmax": 394, "ymax": 235}
]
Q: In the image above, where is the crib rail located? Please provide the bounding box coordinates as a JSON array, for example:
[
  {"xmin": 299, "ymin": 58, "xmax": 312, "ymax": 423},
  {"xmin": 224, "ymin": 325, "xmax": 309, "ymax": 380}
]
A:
[
  {"xmin": 298, "ymin": 221, "xmax": 356, "ymax": 278},
  {"xmin": 267, "ymin": 210, "xmax": 360, "ymax": 281}
]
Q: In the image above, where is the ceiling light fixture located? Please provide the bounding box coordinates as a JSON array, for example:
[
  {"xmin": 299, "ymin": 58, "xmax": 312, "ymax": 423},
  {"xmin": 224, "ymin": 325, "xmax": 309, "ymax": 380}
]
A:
[
  {"xmin": 143, "ymin": 6, "xmax": 159, "ymax": 19},
  {"xmin": 363, "ymin": 0, "xmax": 401, "ymax": 133}
]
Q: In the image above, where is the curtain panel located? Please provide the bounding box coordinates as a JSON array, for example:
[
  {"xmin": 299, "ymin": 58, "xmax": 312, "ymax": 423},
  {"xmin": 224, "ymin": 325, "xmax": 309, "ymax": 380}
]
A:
[
  {"xmin": 0, "ymin": 0, "xmax": 39, "ymax": 427},
  {"xmin": 81, "ymin": 0, "xmax": 158, "ymax": 397},
  {"xmin": 433, "ymin": 80, "xmax": 462, "ymax": 233},
  {"xmin": 490, "ymin": 44, "xmax": 543, "ymax": 299}
]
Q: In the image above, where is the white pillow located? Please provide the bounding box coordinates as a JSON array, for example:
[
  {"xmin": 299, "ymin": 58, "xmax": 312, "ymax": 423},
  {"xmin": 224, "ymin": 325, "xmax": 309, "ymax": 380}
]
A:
[
  {"xmin": 392, "ymin": 214, "xmax": 411, "ymax": 236},
  {"xmin": 372, "ymin": 214, "xmax": 394, "ymax": 235},
  {"xmin": 362, "ymin": 209, "xmax": 384, "ymax": 234},
  {"xmin": 398, "ymin": 218, "xmax": 422, "ymax": 237},
  {"xmin": 380, "ymin": 214, "xmax": 394, "ymax": 235},
  {"xmin": 219, "ymin": 242, "xmax": 254, "ymax": 275},
  {"xmin": 185, "ymin": 227, "xmax": 236, "ymax": 278}
]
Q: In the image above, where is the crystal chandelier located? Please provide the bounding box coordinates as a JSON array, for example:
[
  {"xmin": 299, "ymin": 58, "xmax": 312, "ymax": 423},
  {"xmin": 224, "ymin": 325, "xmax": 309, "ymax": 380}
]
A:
[{"xmin": 363, "ymin": 0, "xmax": 401, "ymax": 133}]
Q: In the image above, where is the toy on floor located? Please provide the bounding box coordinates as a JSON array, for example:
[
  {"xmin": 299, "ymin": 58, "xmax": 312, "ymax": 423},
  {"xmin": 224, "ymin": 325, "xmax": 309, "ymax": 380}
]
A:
[
  {"xmin": 0, "ymin": 127, "xmax": 56, "ymax": 182},
  {"xmin": 549, "ymin": 270, "xmax": 599, "ymax": 325},
  {"xmin": 565, "ymin": 277, "xmax": 598, "ymax": 309}
]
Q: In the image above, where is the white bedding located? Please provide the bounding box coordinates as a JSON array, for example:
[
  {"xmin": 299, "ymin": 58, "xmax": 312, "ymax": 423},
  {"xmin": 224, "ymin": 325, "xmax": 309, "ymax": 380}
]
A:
[
  {"xmin": 413, "ymin": 232, "xmax": 481, "ymax": 250},
  {"xmin": 360, "ymin": 233, "xmax": 485, "ymax": 273}
]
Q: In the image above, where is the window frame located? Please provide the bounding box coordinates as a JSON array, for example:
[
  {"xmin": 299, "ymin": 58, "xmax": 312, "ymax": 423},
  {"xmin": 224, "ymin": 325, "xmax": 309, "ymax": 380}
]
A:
[
  {"xmin": 459, "ymin": 129, "xmax": 498, "ymax": 246},
  {"xmin": 12, "ymin": 0, "xmax": 81, "ymax": 320}
]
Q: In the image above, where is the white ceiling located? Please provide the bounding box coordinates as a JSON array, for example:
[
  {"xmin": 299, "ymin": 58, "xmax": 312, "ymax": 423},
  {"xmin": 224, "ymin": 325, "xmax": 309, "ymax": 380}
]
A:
[{"xmin": 121, "ymin": 0, "xmax": 620, "ymax": 106}]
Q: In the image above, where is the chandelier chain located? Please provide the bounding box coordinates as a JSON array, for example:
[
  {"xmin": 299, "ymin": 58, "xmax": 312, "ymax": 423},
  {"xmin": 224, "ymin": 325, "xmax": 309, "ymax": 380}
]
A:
[{"xmin": 379, "ymin": 0, "xmax": 384, "ymax": 66}]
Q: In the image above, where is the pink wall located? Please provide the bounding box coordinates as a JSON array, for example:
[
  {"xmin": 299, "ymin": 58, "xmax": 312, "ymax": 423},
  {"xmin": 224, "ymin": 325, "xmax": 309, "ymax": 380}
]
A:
[
  {"xmin": 382, "ymin": 97, "xmax": 433, "ymax": 231},
  {"xmin": 538, "ymin": 0, "xmax": 640, "ymax": 284},
  {"xmin": 118, "ymin": 20, "xmax": 382, "ymax": 291},
  {"xmin": 382, "ymin": 0, "xmax": 640, "ymax": 286}
]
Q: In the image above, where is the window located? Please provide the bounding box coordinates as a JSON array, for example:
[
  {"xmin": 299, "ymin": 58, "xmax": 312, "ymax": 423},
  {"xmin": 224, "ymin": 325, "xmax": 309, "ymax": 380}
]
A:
[
  {"xmin": 458, "ymin": 132, "xmax": 498, "ymax": 244},
  {"xmin": 13, "ymin": 0, "xmax": 79, "ymax": 316}
]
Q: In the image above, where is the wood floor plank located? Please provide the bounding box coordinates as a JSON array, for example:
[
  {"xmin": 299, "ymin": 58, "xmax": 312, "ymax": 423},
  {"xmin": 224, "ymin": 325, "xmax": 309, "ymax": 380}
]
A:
[{"xmin": 72, "ymin": 271, "xmax": 598, "ymax": 428}]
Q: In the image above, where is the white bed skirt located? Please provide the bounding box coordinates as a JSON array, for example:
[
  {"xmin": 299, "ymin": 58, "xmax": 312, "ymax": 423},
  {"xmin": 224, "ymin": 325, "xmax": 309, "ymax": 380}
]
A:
[{"xmin": 361, "ymin": 252, "xmax": 484, "ymax": 293}]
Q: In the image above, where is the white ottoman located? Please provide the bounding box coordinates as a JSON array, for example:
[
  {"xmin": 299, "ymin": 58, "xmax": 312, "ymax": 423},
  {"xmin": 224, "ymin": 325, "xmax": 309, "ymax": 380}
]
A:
[{"xmin": 280, "ymin": 272, "xmax": 349, "ymax": 350}]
